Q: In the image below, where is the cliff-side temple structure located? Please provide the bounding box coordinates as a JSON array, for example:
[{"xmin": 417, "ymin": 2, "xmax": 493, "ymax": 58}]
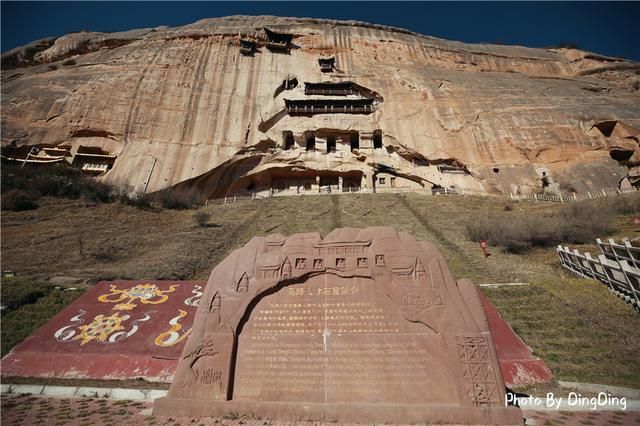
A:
[
  {"xmin": 153, "ymin": 227, "xmax": 523, "ymax": 424},
  {"xmin": 2, "ymin": 16, "xmax": 639, "ymax": 198}
]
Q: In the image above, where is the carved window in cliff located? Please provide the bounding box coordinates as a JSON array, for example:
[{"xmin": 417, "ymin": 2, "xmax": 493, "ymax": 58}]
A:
[
  {"xmin": 284, "ymin": 99, "xmax": 375, "ymax": 116},
  {"xmin": 283, "ymin": 131, "xmax": 294, "ymax": 150},
  {"xmin": 306, "ymin": 133, "xmax": 316, "ymax": 151},
  {"xmin": 318, "ymin": 57, "xmax": 335, "ymax": 73},
  {"xmin": 350, "ymin": 133, "xmax": 360, "ymax": 151},
  {"xmin": 373, "ymin": 130, "xmax": 383, "ymax": 149},
  {"xmin": 326, "ymin": 136, "xmax": 336, "ymax": 153}
]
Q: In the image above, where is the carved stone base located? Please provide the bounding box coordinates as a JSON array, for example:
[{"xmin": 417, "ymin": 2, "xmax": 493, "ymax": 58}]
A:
[{"xmin": 154, "ymin": 398, "xmax": 523, "ymax": 424}]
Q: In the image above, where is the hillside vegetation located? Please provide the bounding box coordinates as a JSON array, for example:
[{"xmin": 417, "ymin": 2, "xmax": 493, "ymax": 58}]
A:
[{"xmin": 2, "ymin": 191, "xmax": 640, "ymax": 388}]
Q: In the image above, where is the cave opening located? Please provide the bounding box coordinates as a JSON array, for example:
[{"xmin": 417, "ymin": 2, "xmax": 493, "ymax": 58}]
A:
[
  {"xmin": 306, "ymin": 133, "xmax": 316, "ymax": 151},
  {"xmin": 542, "ymin": 176, "xmax": 550, "ymax": 189},
  {"xmin": 610, "ymin": 149, "xmax": 633, "ymax": 162},
  {"xmin": 594, "ymin": 121, "xmax": 617, "ymax": 137},
  {"xmin": 350, "ymin": 133, "xmax": 360, "ymax": 151},
  {"xmin": 326, "ymin": 136, "xmax": 336, "ymax": 153},
  {"xmin": 283, "ymin": 131, "xmax": 294, "ymax": 150},
  {"xmin": 373, "ymin": 130, "xmax": 383, "ymax": 149}
]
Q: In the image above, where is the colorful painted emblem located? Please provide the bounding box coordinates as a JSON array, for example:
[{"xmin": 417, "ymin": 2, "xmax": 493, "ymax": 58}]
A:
[
  {"xmin": 98, "ymin": 283, "xmax": 177, "ymax": 311},
  {"xmin": 76, "ymin": 312, "xmax": 127, "ymax": 345},
  {"xmin": 54, "ymin": 310, "xmax": 151, "ymax": 345},
  {"xmin": 155, "ymin": 309, "xmax": 191, "ymax": 347}
]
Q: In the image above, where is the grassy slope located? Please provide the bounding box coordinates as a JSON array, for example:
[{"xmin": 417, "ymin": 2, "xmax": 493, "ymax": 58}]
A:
[{"xmin": 1, "ymin": 193, "xmax": 639, "ymax": 388}]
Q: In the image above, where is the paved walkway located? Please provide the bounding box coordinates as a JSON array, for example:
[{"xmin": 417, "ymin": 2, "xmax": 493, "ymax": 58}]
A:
[{"xmin": 2, "ymin": 393, "xmax": 640, "ymax": 426}]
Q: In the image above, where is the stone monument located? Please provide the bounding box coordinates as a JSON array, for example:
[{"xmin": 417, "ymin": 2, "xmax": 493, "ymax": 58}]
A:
[{"xmin": 154, "ymin": 227, "xmax": 523, "ymax": 424}]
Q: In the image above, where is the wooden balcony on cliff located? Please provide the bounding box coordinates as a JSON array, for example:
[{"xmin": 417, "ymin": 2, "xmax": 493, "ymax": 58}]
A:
[
  {"xmin": 72, "ymin": 146, "xmax": 117, "ymax": 174},
  {"xmin": 437, "ymin": 164, "xmax": 469, "ymax": 174},
  {"xmin": 284, "ymin": 98, "xmax": 375, "ymax": 116},
  {"xmin": 264, "ymin": 28, "xmax": 292, "ymax": 53},
  {"xmin": 304, "ymin": 82, "xmax": 356, "ymax": 96},
  {"xmin": 239, "ymin": 39, "xmax": 256, "ymax": 56},
  {"xmin": 0, "ymin": 144, "xmax": 70, "ymax": 166}
]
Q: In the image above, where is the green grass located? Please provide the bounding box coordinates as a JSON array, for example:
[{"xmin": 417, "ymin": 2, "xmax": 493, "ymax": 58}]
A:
[{"xmin": 1, "ymin": 278, "xmax": 85, "ymax": 356}]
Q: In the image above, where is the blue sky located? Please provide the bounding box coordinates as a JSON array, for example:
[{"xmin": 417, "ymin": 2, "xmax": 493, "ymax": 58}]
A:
[{"xmin": 2, "ymin": 1, "xmax": 639, "ymax": 61}]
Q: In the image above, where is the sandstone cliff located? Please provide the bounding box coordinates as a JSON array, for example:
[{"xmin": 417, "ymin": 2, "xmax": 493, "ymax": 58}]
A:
[{"xmin": 2, "ymin": 15, "xmax": 639, "ymax": 197}]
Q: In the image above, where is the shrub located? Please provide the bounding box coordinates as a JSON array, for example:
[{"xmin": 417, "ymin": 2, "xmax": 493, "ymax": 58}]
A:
[
  {"xmin": 81, "ymin": 178, "xmax": 114, "ymax": 203},
  {"xmin": 123, "ymin": 192, "xmax": 152, "ymax": 209},
  {"xmin": 152, "ymin": 188, "xmax": 200, "ymax": 210},
  {"xmin": 1, "ymin": 189, "xmax": 38, "ymax": 211},
  {"xmin": 62, "ymin": 59, "xmax": 76, "ymax": 66},
  {"xmin": 612, "ymin": 194, "xmax": 640, "ymax": 215},
  {"xmin": 194, "ymin": 210, "xmax": 211, "ymax": 227}
]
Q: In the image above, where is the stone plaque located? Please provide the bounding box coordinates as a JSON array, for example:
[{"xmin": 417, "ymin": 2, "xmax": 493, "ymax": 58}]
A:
[{"xmin": 154, "ymin": 227, "xmax": 522, "ymax": 424}]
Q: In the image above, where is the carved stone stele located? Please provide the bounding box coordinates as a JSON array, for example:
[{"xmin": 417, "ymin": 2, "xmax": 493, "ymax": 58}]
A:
[{"xmin": 154, "ymin": 227, "xmax": 523, "ymax": 424}]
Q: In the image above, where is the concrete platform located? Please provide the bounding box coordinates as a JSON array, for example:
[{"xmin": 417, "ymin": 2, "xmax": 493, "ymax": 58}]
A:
[
  {"xmin": 1, "ymin": 280, "xmax": 205, "ymax": 382},
  {"xmin": 1, "ymin": 280, "xmax": 551, "ymax": 387}
]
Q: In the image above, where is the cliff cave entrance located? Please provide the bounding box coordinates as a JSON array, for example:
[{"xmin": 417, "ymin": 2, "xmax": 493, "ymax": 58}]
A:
[
  {"xmin": 373, "ymin": 130, "xmax": 383, "ymax": 149},
  {"xmin": 306, "ymin": 133, "xmax": 316, "ymax": 151},
  {"xmin": 327, "ymin": 136, "xmax": 336, "ymax": 153},
  {"xmin": 350, "ymin": 134, "xmax": 360, "ymax": 151},
  {"xmin": 610, "ymin": 149, "xmax": 634, "ymax": 162},
  {"xmin": 594, "ymin": 121, "xmax": 618, "ymax": 138},
  {"xmin": 283, "ymin": 131, "xmax": 295, "ymax": 150}
]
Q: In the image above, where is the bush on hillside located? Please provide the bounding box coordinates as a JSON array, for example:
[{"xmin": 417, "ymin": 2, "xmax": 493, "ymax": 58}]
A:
[
  {"xmin": 151, "ymin": 188, "xmax": 200, "ymax": 210},
  {"xmin": 1, "ymin": 189, "xmax": 39, "ymax": 211},
  {"xmin": 465, "ymin": 199, "xmax": 616, "ymax": 252},
  {"xmin": 1, "ymin": 164, "xmax": 115, "ymax": 206}
]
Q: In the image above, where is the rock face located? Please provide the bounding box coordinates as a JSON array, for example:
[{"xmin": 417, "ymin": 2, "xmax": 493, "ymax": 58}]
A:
[
  {"xmin": 2, "ymin": 15, "xmax": 640, "ymax": 197},
  {"xmin": 153, "ymin": 227, "xmax": 523, "ymax": 424}
]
